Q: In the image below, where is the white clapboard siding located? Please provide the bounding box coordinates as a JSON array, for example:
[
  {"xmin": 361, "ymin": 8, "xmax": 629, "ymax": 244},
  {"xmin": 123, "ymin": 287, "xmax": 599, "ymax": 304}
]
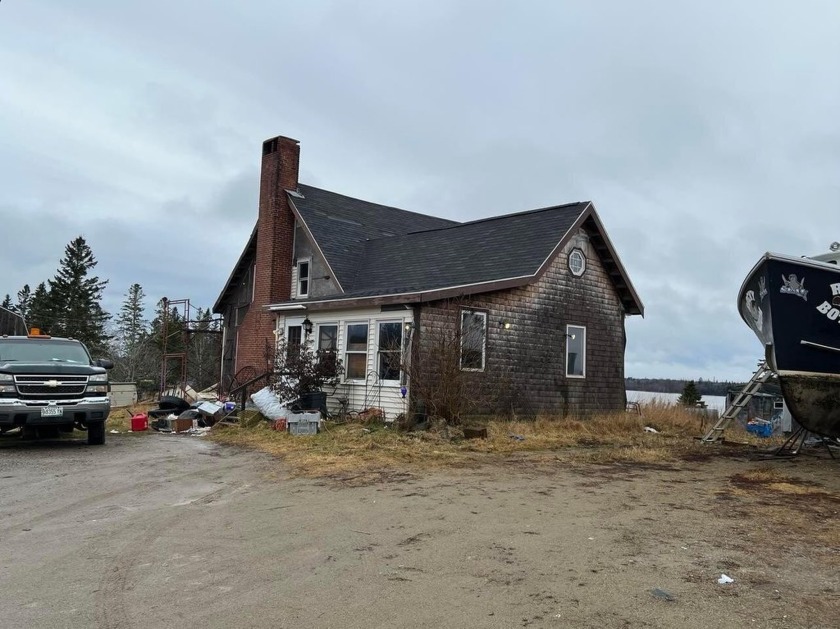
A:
[{"xmin": 278, "ymin": 307, "xmax": 412, "ymax": 421}]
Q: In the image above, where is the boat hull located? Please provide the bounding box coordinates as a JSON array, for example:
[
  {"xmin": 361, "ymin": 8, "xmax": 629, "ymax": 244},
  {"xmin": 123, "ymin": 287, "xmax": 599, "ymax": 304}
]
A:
[
  {"xmin": 778, "ymin": 372, "xmax": 840, "ymax": 438},
  {"xmin": 738, "ymin": 253, "xmax": 840, "ymax": 437}
]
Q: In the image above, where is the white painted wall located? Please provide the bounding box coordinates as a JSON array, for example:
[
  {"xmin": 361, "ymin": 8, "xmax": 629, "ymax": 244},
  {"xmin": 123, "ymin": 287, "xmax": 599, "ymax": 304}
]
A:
[{"xmin": 276, "ymin": 307, "xmax": 413, "ymax": 421}]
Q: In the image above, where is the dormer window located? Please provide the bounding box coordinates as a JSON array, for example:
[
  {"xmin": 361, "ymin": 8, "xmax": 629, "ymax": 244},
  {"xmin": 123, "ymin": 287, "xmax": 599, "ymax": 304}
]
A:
[{"xmin": 297, "ymin": 260, "xmax": 310, "ymax": 298}]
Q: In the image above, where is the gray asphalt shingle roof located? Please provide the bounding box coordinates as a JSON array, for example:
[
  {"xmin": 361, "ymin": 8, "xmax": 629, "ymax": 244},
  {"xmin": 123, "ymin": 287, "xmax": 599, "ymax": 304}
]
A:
[
  {"xmin": 291, "ymin": 184, "xmax": 458, "ymax": 290},
  {"xmin": 219, "ymin": 182, "xmax": 642, "ymax": 315},
  {"xmin": 214, "ymin": 184, "xmax": 644, "ymax": 314},
  {"xmin": 291, "ymin": 185, "xmax": 589, "ymax": 297},
  {"xmin": 345, "ymin": 202, "xmax": 588, "ymax": 295}
]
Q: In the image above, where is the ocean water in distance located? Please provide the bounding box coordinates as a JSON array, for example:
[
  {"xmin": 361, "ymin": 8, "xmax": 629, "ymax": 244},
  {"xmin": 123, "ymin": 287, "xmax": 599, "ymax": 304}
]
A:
[{"xmin": 626, "ymin": 390, "xmax": 727, "ymax": 413}]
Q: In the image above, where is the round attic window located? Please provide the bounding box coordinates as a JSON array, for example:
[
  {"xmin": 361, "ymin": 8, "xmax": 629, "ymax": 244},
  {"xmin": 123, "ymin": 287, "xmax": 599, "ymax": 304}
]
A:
[{"xmin": 569, "ymin": 249, "xmax": 586, "ymax": 276}]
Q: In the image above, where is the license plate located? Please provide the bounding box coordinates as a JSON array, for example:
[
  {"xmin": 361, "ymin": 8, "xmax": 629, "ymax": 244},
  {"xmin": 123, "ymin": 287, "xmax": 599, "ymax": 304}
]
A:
[{"xmin": 41, "ymin": 406, "xmax": 64, "ymax": 417}]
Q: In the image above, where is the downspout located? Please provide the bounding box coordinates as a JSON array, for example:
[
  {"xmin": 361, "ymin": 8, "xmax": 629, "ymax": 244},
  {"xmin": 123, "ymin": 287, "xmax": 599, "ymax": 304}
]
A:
[{"xmin": 220, "ymin": 323, "xmax": 227, "ymax": 393}]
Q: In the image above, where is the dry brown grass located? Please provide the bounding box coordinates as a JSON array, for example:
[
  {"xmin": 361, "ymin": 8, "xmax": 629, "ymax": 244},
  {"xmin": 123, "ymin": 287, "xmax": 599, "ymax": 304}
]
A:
[
  {"xmin": 720, "ymin": 465, "xmax": 840, "ymax": 550},
  {"xmin": 106, "ymin": 402, "xmax": 157, "ymax": 434},
  {"xmin": 209, "ymin": 400, "xmax": 777, "ymax": 480}
]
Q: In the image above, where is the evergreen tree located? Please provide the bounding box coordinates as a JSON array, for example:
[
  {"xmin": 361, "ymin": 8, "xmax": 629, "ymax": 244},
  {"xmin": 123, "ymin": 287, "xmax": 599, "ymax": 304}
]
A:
[
  {"xmin": 48, "ymin": 236, "xmax": 110, "ymax": 351},
  {"xmin": 1, "ymin": 294, "xmax": 13, "ymax": 311},
  {"xmin": 116, "ymin": 284, "xmax": 147, "ymax": 351},
  {"xmin": 27, "ymin": 282, "xmax": 54, "ymax": 333},
  {"xmin": 15, "ymin": 284, "xmax": 32, "ymax": 324},
  {"xmin": 678, "ymin": 380, "xmax": 702, "ymax": 406},
  {"xmin": 114, "ymin": 284, "xmax": 148, "ymax": 382}
]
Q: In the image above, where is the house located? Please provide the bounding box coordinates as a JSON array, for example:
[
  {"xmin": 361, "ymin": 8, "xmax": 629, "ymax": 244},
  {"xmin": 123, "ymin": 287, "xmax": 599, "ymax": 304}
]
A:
[{"xmin": 213, "ymin": 135, "xmax": 643, "ymax": 421}]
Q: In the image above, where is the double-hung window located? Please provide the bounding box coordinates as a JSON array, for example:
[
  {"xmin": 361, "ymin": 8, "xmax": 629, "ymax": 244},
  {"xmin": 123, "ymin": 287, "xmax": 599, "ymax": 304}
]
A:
[
  {"xmin": 377, "ymin": 322, "xmax": 402, "ymax": 382},
  {"xmin": 460, "ymin": 310, "xmax": 487, "ymax": 371},
  {"xmin": 286, "ymin": 325, "xmax": 302, "ymax": 359},
  {"xmin": 317, "ymin": 324, "xmax": 339, "ymax": 376},
  {"xmin": 297, "ymin": 260, "xmax": 310, "ymax": 298},
  {"xmin": 566, "ymin": 325, "xmax": 586, "ymax": 377},
  {"xmin": 318, "ymin": 324, "xmax": 338, "ymax": 352},
  {"xmin": 344, "ymin": 323, "xmax": 368, "ymax": 380}
]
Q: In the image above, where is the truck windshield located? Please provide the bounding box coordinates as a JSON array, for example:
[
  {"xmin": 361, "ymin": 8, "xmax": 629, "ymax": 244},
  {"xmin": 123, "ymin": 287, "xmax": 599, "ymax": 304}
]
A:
[{"xmin": 0, "ymin": 340, "xmax": 91, "ymax": 364}]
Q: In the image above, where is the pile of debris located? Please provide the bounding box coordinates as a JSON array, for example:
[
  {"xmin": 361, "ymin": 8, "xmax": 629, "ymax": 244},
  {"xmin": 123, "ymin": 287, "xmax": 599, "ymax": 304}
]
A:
[{"xmin": 148, "ymin": 395, "xmax": 234, "ymax": 432}]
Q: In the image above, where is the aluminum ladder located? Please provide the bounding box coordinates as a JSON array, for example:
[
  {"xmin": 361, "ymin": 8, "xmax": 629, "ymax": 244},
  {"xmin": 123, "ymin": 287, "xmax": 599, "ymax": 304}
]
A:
[{"xmin": 701, "ymin": 361, "xmax": 775, "ymax": 443}]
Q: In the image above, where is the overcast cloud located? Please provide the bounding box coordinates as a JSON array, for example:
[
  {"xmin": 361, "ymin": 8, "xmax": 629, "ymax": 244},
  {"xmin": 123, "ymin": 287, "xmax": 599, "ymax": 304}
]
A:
[{"xmin": 1, "ymin": 1, "xmax": 838, "ymax": 380}]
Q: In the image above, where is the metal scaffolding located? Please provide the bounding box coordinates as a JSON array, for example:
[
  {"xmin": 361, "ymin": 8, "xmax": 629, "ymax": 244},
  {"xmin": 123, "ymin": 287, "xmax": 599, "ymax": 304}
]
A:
[{"xmin": 158, "ymin": 297, "xmax": 223, "ymax": 398}]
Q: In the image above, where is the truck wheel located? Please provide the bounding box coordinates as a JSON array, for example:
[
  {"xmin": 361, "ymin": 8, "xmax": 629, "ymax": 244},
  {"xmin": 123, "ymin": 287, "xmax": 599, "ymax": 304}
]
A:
[{"xmin": 87, "ymin": 422, "xmax": 106, "ymax": 446}]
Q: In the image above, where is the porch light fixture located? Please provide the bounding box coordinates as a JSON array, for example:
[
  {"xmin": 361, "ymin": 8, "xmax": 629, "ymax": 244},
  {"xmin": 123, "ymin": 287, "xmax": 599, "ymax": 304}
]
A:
[
  {"xmin": 565, "ymin": 333, "xmax": 576, "ymax": 340},
  {"xmin": 499, "ymin": 320, "xmax": 511, "ymax": 330},
  {"xmin": 404, "ymin": 322, "xmax": 414, "ymax": 332},
  {"xmin": 302, "ymin": 317, "xmax": 313, "ymax": 335}
]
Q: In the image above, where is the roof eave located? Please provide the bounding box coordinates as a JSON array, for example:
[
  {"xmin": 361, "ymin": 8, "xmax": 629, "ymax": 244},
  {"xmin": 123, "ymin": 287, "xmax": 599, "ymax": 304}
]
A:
[
  {"xmin": 266, "ymin": 275, "xmax": 533, "ymax": 312},
  {"xmin": 530, "ymin": 202, "xmax": 643, "ymax": 316},
  {"xmin": 212, "ymin": 224, "xmax": 258, "ymax": 314},
  {"xmin": 583, "ymin": 206, "xmax": 645, "ymax": 316}
]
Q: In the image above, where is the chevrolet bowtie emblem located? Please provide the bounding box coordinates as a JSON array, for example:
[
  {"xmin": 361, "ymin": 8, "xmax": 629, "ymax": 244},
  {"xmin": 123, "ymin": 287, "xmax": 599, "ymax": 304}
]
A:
[{"xmin": 46, "ymin": 380, "xmax": 59, "ymax": 388}]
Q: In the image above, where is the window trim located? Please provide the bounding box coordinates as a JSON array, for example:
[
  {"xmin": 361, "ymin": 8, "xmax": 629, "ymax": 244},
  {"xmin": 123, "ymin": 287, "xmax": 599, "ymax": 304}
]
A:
[
  {"xmin": 285, "ymin": 323, "xmax": 303, "ymax": 360},
  {"xmin": 565, "ymin": 324, "xmax": 586, "ymax": 378},
  {"xmin": 459, "ymin": 309, "xmax": 487, "ymax": 372},
  {"xmin": 316, "ymin": 323, "xmax": 338, "ymax": 352},
  {"xmin": 376, "ymin": 320, "xmax": 403, "ymax": 384},
  {"xmin": 569, "ymin": 249, "xmax": 586, "ymax": 277},
  {"xmin": 297, "ymin": 259, "xmax": 311, "ymax": 298},
  {"xmin": 315, "ymin": 322, "xmax": 339, "ymax": 378},
  {"xmin": 343, "ymin": 321, "xmax": 369, "ymax": 381}
]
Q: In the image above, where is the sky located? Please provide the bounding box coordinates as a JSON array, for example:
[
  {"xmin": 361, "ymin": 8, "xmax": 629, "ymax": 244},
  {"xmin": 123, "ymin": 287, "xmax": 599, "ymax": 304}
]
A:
[{"xmin": 1, "ymin": 1, "xmax": 838, "ymax": 381}]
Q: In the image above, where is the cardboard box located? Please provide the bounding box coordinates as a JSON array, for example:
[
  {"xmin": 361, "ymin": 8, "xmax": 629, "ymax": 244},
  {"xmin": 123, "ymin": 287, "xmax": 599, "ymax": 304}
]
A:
[{"xmin": 168, "ymin": 417, "xmax": 193, "ymax": 433}]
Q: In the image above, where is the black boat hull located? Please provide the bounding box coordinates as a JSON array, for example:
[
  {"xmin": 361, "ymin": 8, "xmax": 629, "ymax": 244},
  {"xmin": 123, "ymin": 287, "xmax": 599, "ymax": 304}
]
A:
[{"xmin": 739, "ymin": 253, "xmax": 840, "ymax": 438}]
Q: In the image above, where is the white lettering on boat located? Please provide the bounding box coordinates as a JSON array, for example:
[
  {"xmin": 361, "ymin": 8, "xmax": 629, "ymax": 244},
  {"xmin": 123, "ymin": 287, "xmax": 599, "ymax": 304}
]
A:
[
  {"xmin": 831, "ymin": 282, "xmax": 840, "ymax": 297},
  {"xmin": 816, "ymin": 301, "xmax": 840, "ymax": 322}
]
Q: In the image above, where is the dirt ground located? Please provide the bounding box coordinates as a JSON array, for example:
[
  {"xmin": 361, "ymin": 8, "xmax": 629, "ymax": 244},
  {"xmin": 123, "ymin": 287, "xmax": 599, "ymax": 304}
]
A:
[{"xmin": 0, "ymin": 432, "xmax": 838, "ymax": 628}]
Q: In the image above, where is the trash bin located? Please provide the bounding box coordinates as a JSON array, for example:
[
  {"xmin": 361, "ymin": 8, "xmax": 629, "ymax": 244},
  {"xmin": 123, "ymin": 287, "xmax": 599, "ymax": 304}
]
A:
[{"xmin": 299, "ymin": 391, "xmax": 328, "ymax": 418}]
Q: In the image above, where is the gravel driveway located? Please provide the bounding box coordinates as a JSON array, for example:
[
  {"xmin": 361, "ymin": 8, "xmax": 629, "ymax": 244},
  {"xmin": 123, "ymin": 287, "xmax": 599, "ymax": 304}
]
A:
[{"xmin": 1, "ymin": 433, "xmax": 837, "ymax": 628}]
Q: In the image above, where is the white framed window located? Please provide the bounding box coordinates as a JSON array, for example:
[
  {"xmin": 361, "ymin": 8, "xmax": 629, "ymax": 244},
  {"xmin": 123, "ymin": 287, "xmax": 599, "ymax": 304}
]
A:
[
  {"xmin": 569, "ymin": 249, "xmax": 586, "ymax": 277},
  {"xmin": 317, "ymin": 323, "xmax": 339, "ymax": 377},
  {"xmin": 566, "ymin": 325, "xmax": 586, "ymax": 378},
  {"xmin": 377, "ymin": 321, "xmax": 403, "ymax": 382},
  {"xmin": 297, "ymin": 259, "xmax": 310, "ymax": 298},
  {"xmin": 344, "ymin": 322, "xmax": 368, "ymax": 380},
  {"xmin": 460, "ymin": 310, "xmax": 487, "ymax": 371},
  {"xmin": 317, "ymin": 324, "xmax": 338, "ymax": 352},
  {"xmin": 286, "ymin": 324, "xmax": 302, "ymax": 359}
]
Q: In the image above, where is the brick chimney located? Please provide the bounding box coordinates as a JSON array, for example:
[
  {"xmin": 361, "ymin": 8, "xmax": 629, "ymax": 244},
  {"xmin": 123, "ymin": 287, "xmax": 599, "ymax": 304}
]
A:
[
  {"xmin": 255, "ymin": 135, "xmax": 300, "ymax": 305},
  {"xmin": 236, "ymin": 135, "xmax": 300, "ymax": 374}
]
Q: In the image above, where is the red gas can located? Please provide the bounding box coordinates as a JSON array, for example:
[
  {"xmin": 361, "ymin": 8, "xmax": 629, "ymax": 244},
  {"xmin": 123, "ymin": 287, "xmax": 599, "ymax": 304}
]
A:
[{"xmin": 130, "ymin": 413, "xmax": 149, "ymax": 432}]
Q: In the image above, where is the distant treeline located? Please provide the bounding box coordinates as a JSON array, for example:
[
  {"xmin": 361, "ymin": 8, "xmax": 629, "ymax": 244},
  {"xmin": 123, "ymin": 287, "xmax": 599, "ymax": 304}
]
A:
[{"xmin": 625, "ymin": 377, "xmax": 780, "ymax": 397}]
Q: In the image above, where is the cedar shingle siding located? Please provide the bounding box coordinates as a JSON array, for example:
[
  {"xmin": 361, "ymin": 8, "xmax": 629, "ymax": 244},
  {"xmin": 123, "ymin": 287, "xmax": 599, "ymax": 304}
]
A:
[{"xmin": 417, "ymin": 231, "xmax": 626, "ymax": 416}]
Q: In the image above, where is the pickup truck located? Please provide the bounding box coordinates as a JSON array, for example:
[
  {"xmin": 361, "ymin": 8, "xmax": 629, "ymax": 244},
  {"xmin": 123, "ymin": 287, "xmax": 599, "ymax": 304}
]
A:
[{"xmin": 0, "ymin": 332, "xmax": 114, "ymax": 445}]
